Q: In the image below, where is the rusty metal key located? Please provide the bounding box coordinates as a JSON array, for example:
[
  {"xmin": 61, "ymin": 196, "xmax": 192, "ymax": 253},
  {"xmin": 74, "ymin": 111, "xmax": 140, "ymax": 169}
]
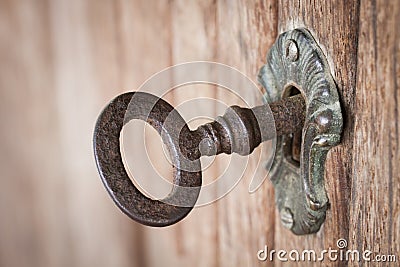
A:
[
  {"xmin": 93, "ymin": 91, "xmax": 305, "ymax": 227},
  {"xmin": 93, "ymin": 29, "xmax": 344, "ymax": 235}
]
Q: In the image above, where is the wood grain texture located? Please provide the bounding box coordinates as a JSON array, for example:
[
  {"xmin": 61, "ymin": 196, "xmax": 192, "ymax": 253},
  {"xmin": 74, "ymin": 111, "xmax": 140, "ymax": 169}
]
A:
[
  {"xmin": 0, "ymin": 0, "xmax": 173, "ymax": 266},
  {"xmin": 140, "ymin": 1, "xmax": 219, "ymax": 266},
  {"xmin": 276, "ymin": 0, "xmax": 399, "ymax": 266},
  {"xmin": 214, "ymin": 1, "xmax": 278, "ymax": 266},
  {"xmin": 0, "ymin": 0, "xmax": 278, "ymax": 266},
  {"xmin": 275, "ymin": 1, "xmax": 361, "ymax": 265},
  {"xmin": 1, "ymin": 0, "xmax": 398, "ymax": 267},
  {"xmin": 140, "ymin": 1, "xmax": 279, "ymax": 266},
  {"xmin": 349, "ymin": 0, "xmax": 400, "ymax": 266}
]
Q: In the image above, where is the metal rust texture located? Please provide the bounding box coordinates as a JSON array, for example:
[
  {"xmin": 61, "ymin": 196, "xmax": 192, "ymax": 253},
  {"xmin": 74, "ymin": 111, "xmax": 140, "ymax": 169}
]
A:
[
  {"xmin": 94, "ymin": 92, "xmax": 202, "ymax": 227},
  {"xmin": 94, "ymin": 91, "xmax": 305, "ymax": 227},
  {"xmin": 188, "ymin": 94, "xmax": 306, "ymax": 158},
  {"xmin": 93, "ymin": 28, "xmax": 343, "ymax": 234}
]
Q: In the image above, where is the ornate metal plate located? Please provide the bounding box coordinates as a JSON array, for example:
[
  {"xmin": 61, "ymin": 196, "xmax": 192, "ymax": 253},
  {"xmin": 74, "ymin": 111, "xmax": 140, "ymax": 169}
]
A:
[{"xmin": 258, "ymin": 28, "xmax": 343, "ymax": 235}]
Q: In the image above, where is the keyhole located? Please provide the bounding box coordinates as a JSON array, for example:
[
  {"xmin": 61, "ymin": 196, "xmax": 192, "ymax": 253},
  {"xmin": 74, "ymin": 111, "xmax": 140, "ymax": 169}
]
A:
[{"xmin": 283, "ymin": 86, "xmax": 304, "ymax": 166}]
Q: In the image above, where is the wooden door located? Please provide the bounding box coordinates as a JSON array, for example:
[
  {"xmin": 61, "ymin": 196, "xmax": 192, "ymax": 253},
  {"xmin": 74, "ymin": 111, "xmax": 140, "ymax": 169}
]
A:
[{"xmin": 0, "ymin": 0, "xmax": 398, "ymax": 266}]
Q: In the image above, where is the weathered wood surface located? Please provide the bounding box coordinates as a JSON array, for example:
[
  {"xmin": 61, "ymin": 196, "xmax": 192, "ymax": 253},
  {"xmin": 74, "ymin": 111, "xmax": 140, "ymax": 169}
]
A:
[
  {"xmin": 275, "ymin": 1, "xmax": 399, "ymax": 266},
  {"xmin": 274, "ymin": 0, "xmax": 361, "ymax": 266},
  {"xmin": 350, "ymin": 0, "xmax": 399, "ymax": 265},
  {"xmin": 0, "ymin": 0, "xmax": 398, "ymax": 267}
]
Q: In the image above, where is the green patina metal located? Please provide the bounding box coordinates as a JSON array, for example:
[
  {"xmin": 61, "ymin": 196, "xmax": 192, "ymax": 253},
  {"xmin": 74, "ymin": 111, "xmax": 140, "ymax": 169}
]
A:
[
  {"xmin": 93, "ymin": 28, "xmax": 343, "ymax": 235},
  {"xmin": 258, "ymin": 28, "xmax": 343, "ymax": 235}
]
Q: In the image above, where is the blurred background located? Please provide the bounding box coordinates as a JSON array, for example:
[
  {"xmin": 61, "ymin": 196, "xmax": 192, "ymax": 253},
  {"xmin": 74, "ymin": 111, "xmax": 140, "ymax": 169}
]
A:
[{"xmin": 0, "ymin": 1, "xmax": 277, "ymax": 266}]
